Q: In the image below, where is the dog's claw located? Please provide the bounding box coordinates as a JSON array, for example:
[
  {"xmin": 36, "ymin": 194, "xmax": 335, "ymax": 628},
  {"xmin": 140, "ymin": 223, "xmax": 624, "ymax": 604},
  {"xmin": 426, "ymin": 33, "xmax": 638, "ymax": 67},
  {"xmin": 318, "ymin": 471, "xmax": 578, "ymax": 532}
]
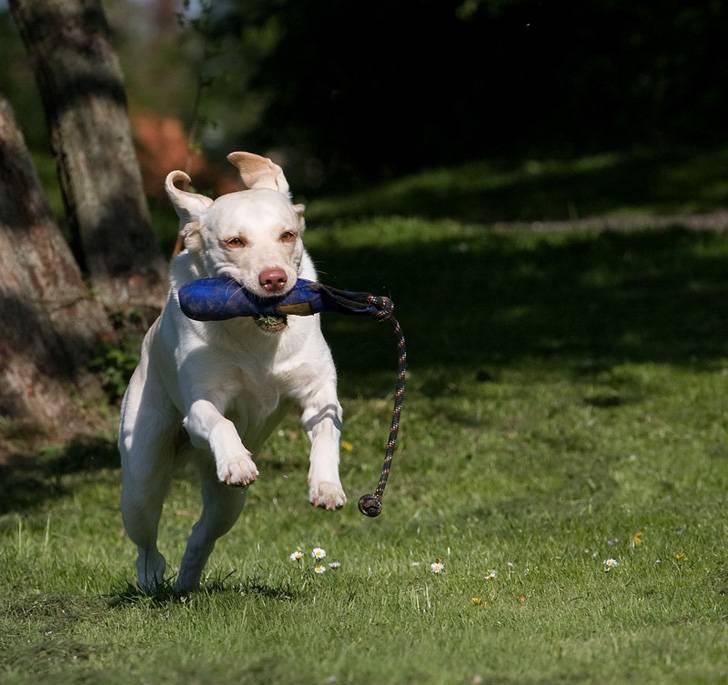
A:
[
  {"xmin": 309, "ymin": 481, "xmax": 347, "ymax": 510},
  {"xmin": 218, "ymin": 458, "xmax": 259, "ymax": 487}
]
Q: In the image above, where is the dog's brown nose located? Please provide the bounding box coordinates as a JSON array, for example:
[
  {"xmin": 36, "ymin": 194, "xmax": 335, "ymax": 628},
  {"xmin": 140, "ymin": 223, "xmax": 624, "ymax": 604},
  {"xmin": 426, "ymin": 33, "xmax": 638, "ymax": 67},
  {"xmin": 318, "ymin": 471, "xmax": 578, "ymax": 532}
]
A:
[{"xmin": 259, "ymin": 267, "xmax": 288, "ymax": 293}]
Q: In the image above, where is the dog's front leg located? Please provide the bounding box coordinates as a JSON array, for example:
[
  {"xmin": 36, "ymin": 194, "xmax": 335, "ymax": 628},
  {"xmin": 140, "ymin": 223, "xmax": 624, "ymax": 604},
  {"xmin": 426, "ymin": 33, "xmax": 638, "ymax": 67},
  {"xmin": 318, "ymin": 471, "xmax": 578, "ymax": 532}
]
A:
[
  {"xmin": 183, "ymin": 399, "xmax": 258, "ymax": 486},
  {"xmin": 301, "ymin": 386, "xmax": 346, "ymax": 510}
]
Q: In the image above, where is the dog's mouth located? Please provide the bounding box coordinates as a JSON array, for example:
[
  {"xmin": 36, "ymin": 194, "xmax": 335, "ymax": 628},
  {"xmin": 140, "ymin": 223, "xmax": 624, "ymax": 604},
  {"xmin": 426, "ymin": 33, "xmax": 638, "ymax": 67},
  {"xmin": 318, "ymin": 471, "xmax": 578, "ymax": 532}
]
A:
[{"xmin": 254, "ymin": 313, "xmax": 288, "ymax": 333}]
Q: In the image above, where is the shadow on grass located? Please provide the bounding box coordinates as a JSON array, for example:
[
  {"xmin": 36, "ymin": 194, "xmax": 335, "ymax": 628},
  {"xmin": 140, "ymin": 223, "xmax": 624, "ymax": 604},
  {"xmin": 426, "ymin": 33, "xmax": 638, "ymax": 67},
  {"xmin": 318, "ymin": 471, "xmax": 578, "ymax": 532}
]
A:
[
  {"xmin": 0, "ymin": 435, "xmax": 118, "ymax": 515},
  {"xmin": 107, "ymin": 573, "xmax": 296, "ymax": 608},
  {"xmin": 308, "ymin": 147, "xmax": 728, "ymax": 224},
  {"xmin": 107, "ymin": 579, "xmax": 183, "ymax": 608},
  {"xmin": 316, "ymin": 226, "xmax": 728, "ymax": 396},
  {"xmin": 3, "ymin": 225, "xmax": 727, "ymax": 513}
]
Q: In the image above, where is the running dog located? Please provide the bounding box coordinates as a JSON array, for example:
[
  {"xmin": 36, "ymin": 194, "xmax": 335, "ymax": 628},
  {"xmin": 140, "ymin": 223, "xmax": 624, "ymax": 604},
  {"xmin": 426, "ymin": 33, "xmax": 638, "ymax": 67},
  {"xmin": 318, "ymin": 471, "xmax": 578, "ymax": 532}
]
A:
[{"xmin": 119, "ymin": 152, "xmax": 345, "ymax": 592}]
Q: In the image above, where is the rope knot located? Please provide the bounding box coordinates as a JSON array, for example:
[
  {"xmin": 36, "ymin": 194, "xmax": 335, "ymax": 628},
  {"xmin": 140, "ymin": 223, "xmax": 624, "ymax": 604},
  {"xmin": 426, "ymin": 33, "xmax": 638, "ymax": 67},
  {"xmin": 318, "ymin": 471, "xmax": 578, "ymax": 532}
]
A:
[
  {"xmin": 368, "ymin": 295, "xmax": 395, "ymax": 320},
  {"xmin": 358, "ymin": 494, "xmax": 383, "ymax": 517}
]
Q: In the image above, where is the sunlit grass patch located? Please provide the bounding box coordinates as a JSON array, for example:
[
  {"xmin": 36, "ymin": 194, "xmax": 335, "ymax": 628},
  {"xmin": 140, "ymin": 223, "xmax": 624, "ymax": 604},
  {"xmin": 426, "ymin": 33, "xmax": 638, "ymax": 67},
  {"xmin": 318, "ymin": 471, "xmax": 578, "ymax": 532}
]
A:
[{"xmin": 1, "ymin": 217, "xmax": 727, "ymax": 684}]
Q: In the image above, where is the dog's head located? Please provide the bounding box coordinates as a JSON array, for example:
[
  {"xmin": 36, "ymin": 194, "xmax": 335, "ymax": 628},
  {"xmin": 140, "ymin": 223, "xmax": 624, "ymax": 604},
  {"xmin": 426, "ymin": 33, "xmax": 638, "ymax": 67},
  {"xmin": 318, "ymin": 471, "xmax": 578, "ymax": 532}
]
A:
[{"xmin": 166, "ymin": 152, "xmax": 305, "ymax": 301}]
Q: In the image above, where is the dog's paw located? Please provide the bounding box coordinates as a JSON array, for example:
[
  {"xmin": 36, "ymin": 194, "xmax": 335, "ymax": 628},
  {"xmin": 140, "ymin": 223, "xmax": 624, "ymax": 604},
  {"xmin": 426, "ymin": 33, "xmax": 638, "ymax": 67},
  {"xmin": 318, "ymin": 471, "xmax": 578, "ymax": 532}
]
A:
[
  {"xmin": 309, "ymin": 481, "xmax": 347, "ymax": 510},
  {"xmin": 136, "ymin": 550, "xmax": 167, "ymax": 594},
  {"xmin": 217, "ymin": 457, "xmax": 259, "ymax": 487}
]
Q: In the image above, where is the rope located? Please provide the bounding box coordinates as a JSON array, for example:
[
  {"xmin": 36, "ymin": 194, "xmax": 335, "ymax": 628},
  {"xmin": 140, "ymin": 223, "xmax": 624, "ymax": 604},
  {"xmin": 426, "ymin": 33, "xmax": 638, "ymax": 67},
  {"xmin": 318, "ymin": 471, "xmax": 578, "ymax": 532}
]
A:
[
  {"xmin": 302, "ymin": 283, "xmax": 407, "ymax": 517},
  {"xmin": 356, "ymin": 295, "xmax": 407, "ymax": 518}
]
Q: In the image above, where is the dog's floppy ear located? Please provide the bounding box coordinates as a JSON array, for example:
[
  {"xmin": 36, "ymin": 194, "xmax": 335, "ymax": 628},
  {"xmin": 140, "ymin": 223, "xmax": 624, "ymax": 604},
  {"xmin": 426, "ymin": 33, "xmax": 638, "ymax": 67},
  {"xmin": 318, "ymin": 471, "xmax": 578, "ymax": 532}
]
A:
[
  {"xmin": 165, "ymin": 170, "xmax": 213, "ymax": 223},
  {"xmin": 227, "ymin": 151, "xmax": 291, "ymax": 197},
  {"xmin": 165, "ymin": 171, "xmax": 213, "ymax": 253}
]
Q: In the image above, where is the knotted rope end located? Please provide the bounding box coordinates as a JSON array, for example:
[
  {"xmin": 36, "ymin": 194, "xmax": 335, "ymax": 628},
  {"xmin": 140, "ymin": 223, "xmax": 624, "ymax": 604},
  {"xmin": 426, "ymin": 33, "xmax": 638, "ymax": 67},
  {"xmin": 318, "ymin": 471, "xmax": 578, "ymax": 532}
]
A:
[{"xmin": 357, "ymin": 494, "xmax": 382, "ymax": 517}]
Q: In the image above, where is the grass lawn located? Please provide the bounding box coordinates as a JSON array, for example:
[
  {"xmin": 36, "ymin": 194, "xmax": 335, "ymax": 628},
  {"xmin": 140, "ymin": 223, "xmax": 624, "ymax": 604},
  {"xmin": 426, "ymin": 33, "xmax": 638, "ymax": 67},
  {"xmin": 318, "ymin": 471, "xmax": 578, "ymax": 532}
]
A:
[{"xmin": 2, "ymin": 171, "xmax": 728, "ymax": 683}]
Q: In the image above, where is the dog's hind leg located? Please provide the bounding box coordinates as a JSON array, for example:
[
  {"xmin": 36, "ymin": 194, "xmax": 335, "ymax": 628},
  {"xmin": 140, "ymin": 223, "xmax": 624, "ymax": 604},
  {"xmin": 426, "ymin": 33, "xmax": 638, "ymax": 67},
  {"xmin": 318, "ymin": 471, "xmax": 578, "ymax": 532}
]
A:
[
  {"xmin": 174, "ymin": 452, "xmax": 247, "ymax": 593},
  {"xmin": 119, "ymin": 357, "xmax": 178, "ymax": 593}
]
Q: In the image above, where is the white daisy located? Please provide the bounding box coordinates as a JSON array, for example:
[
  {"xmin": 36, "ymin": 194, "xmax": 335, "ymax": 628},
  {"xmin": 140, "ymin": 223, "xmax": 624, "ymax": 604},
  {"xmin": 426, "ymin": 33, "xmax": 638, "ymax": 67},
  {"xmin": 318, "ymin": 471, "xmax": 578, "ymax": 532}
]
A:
[
  {"xmin": 314, "ymin": 564, "xmax": 327, "ymax": 574},
  {"xmin": 289, "ymin": 550, "xmax": 304, "ymax": 562},
  {"xmin": 485, "ymin": 569, "xmax": 497, "ymax": 580},
  {"xmin": 328, "ymin": 561, "xmax": 341, "ymax": 569},
  {"xmin": 312, "ymin": 547, "xmax": 327, "ymax": 560},
  {"xmin": 603, "ymin": 558, "xmax": 619, "ymax": 571},
  {"xmin": 430, "ymin": 561, "xmax": 445, "ymax": 574}
]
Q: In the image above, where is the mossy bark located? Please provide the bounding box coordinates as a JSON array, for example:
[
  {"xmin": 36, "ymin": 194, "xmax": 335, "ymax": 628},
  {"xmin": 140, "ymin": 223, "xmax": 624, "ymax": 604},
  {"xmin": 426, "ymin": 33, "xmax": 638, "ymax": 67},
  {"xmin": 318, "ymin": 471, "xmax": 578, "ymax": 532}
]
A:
[
  {"xmin": 0, "ymin": 94, "xmax": 110, "ymax": 430},
  {"xmin": 9, "ymin": 0, "xmax": 168, "ymax": 309}
]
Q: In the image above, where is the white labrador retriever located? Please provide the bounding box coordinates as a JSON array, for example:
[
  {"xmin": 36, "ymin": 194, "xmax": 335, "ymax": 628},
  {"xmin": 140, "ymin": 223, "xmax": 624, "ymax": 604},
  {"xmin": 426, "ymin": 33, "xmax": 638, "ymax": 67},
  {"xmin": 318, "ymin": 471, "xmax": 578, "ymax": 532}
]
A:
[{"xmin": 119, "ymin": 152, "xmax": 345, "ymax": 593}]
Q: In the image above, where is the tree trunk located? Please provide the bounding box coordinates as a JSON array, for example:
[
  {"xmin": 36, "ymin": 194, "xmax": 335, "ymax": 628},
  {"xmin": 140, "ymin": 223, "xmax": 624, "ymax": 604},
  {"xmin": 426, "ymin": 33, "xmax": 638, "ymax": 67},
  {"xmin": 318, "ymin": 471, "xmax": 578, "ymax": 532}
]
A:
[
  {"xmin": 9, "ymin": 0, "xmax": 168, "ymax": 310},
  {"xmin": 0, "ymin": 94, "xmax": 111, "ymax": 430}
]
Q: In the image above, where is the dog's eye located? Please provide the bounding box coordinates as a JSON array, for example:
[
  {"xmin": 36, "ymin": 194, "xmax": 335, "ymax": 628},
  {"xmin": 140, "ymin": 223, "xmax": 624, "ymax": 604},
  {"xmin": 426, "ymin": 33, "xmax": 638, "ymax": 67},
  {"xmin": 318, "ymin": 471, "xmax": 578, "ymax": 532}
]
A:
[
  {"xmin": 279, "ymin": 231, "xmax": 297, "ymax": 243},
  {"xmin": 224, "ymin": 237, "xmax": 246, "ymax": 248}
]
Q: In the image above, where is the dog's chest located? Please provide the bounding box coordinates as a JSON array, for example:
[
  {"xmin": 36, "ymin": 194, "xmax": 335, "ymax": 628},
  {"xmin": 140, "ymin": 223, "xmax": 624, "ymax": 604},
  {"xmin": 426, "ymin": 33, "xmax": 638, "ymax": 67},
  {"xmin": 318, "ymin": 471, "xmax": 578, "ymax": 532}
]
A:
[
  {"xmin": 229, "ymin": 362, "xmax": 283, "ymax": 413},
  {"xmin": 223, "ymin": 363, "xmax": 294, "ymax": 450},
  {"xmin": 208, "ymin": 318, "xmax": 321, "ymax": 436}
]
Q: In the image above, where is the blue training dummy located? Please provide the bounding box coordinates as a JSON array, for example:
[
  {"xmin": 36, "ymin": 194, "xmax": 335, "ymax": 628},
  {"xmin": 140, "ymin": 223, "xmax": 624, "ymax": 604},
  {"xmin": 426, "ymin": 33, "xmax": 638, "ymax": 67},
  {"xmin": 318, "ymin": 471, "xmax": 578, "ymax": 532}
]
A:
[
  {"xmin": 178, "ymin": 277, "xmax": 385, "ymax": 321},
  {"xmin": 177, "ymin": 277, "xmax": 406, "ymax": 518}
]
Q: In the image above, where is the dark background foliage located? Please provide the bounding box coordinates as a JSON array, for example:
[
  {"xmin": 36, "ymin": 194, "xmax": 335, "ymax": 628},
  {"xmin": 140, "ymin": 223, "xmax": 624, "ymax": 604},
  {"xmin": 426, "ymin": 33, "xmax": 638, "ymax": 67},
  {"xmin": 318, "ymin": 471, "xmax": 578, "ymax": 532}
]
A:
[
  {"xmin": 205, "ymin": 0, "xmax": 728, "ymax": 186},
  {"xmin": 1, "ymin": 0, "xmax": 726, "ymax": 193}
]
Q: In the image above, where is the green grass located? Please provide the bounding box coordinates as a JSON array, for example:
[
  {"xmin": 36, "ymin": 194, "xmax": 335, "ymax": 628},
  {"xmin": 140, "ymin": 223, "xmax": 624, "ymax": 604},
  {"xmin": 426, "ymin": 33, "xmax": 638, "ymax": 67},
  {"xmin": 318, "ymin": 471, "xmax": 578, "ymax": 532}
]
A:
[
  {"xmin": 306, "ymin": 147, "xmax": 728, "ymax": 224},
  {"xmin": 2, "ymin": 182, "xmax": 728, "ymax": 683}
]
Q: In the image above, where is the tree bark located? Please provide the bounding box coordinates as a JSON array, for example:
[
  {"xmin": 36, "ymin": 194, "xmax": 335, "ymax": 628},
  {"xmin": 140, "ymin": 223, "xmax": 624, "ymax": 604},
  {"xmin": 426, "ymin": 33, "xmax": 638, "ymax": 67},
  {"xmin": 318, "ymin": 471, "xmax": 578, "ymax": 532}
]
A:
[
  {"xmin": 0, "ymin": 94, "xmax": 111, "ymax": 429},
  {"xmin": 9, "ymin": 0, "xmax": 168, "ymax": 310}
]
